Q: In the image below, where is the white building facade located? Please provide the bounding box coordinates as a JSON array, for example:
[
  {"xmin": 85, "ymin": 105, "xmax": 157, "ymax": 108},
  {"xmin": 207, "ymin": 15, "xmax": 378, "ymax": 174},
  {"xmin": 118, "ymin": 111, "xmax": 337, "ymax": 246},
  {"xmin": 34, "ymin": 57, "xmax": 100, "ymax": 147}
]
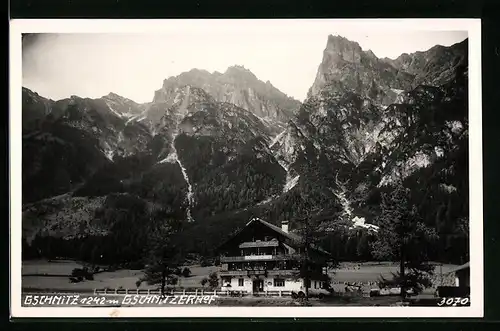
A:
[{"xmin": 217, "ymin": 218, "xmax": 331, "ymax": 296}]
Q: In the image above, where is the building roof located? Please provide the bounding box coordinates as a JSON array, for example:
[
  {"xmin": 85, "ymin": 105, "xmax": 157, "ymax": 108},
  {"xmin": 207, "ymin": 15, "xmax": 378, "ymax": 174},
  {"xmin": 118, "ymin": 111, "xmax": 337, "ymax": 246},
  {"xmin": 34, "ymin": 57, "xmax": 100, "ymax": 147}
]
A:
[
  {"xmin": 446, "ymin": 262, "xmax": 470, "ymax": 274},
  {"xmin": 252, "ymin": 218, "xmax": 302, "ymax": 242},
  {"xmin": 222, "ymin": 217, "xmax": 331, "ymax": 256}
]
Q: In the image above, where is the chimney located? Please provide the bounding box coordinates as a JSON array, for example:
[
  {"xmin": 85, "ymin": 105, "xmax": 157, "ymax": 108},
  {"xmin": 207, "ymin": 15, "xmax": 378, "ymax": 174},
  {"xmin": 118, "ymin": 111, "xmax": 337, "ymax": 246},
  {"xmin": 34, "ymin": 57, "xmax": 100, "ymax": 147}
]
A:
[{"xmin": 281, "ymin": 221, "xmax": 289, "ymax": 233}]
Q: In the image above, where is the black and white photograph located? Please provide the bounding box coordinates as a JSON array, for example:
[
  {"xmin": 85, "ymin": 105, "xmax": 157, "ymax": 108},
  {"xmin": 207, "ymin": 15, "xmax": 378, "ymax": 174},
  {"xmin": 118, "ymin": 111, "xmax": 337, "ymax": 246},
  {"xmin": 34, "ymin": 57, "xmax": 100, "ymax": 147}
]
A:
[{"xmin": 10, "ymin": 19, "xmax": 482, "ymax": 318}]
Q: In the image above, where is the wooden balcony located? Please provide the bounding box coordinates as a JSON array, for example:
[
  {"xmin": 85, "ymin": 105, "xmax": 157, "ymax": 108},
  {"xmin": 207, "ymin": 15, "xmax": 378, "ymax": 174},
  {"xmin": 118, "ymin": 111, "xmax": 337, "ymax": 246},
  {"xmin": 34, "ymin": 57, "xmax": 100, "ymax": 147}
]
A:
[
  {"xmin": 220, "ymin": 254, "xmax": 302, "ymax": 263},
  {"xmin": 219, "ymin": 269, "xmax": 300, "ymax": 277},
  {"xmin": 239, "ymin": 240, "xmax": 279, "ymax": 248},
  {"xmin": 219, "ymin": 269, "xmax": 322, "ymax": 278},
  {"xmin": 219, "ymin": 269, "xmax": 268, "ymax": 277},
  {"xmin": 267, "ymin": 269, "xmax": 298, "ymax": 277},
  {"xmin": 218, "ymin": 270, "xmax": 248, "ymax": 276},
  {"xmin": 247, "ymin": 269, "xmax": 267, "ymax": 276}
]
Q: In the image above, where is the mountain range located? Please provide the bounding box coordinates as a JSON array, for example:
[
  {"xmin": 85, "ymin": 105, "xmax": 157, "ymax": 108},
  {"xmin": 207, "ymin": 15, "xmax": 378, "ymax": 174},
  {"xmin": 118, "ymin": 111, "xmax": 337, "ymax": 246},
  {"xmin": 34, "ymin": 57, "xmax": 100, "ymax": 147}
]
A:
[{"xmin": 21, "ymin": 35, "xmax": 469, "ymax": 265}]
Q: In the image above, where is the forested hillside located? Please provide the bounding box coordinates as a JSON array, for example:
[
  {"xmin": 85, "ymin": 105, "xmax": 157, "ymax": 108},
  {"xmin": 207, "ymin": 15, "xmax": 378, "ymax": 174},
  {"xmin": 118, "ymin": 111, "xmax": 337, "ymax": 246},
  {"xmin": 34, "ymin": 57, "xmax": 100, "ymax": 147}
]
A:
[{"xmin": 22, "ymin": 36, "xmax": 470, "ymax": 266}]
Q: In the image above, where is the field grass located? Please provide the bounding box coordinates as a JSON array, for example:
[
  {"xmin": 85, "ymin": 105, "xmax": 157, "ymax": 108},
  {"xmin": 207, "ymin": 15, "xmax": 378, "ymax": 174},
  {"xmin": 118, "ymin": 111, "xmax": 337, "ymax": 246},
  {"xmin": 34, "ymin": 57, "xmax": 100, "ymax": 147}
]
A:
[
  {"xmin": 23, "ymin": 259, "xmax": 88, "ymax": 276},
  {"xmin": 216, "ymin": 296, "xmax": 402, "ymax": 306},
  {"xmin": 22, "ymin": 259, "xmax": 219, "ymax": 291},
  {"xmin": 331, "ymin": 261, "xmax": 458, "ymax": 294},
  {"xmin": 22, "ymin": 259, "xmax": 458, "ymax": 293}
]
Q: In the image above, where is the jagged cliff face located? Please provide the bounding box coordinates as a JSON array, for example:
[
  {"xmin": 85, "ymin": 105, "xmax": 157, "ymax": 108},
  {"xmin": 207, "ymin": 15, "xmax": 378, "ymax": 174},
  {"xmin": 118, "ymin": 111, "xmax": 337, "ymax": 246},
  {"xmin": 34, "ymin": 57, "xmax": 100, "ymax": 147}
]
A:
[
  {"xmin": 308, "ymin": 35, "xmax": 467, "ymax": 108},
  {"xmin": 101, "ymin": 92, "xmax": 147, "ymax": 117},
  {"xmin": 382, "ymin": 41, "xmax": 468, "ymax": 87},
  {"xmin": 21, "ymin": 88, "xmax": 152, "ymax": 204},
  {"xmin": 298, "ymin": 90, "xmax": 385, "ymax": 166},
  {"xmin": 308, "ymin": 35, "xmax": 415, "ymax": 106},
  {"xmin": 302, "ymin": 35, "xmax": 467, "ymax": 171},
  {"xmin": 21, "ymin": 78, "xmax": 287, "ymax": 213},
  {"xmin": 280, "ymin": 36, "xmax": 468, "ymax": 239},
  {"xmin": 151, "ymin": 65, "xmax": 300, "ymax": 127}
]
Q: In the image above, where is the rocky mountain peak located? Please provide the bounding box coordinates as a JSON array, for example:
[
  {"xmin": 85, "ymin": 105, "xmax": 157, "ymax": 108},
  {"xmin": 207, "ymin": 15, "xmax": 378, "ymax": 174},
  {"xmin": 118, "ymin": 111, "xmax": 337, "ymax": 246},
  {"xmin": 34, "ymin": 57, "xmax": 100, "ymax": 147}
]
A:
[
  {"xmin": 102, "ymin": 92, "xmax": 138, "ymax": 105},
  {"xmin": 308, "ymin": 35, "xmax": 387, "ymax": 99},
  {"xmin": 102, "ymin": 92, "xmax": 134, "ymax": 103},
  {"xmin": 99, "ymin": 92, "xmax": 144, "ymax": 118},
  {"xmin": 309, "ymin": 35, "xmax": 467, "ymax": 106},
  {"xmin": 225, "ymin": 64, "xmax": 257, "ymax": 77},
  {"xmin": 365, "ymin": 49, "xmax": 378, "ymax": 61},
  {"xmin": 104, "ymin": 92, "xmax": 122, "ymax": 99},
  {"xmin": 151, "ymin": 66, "xmax": 301, "ymax": 126},
  {"xmin": 325, "ymin": 34, "xmax": 364, "ymax": 64}
]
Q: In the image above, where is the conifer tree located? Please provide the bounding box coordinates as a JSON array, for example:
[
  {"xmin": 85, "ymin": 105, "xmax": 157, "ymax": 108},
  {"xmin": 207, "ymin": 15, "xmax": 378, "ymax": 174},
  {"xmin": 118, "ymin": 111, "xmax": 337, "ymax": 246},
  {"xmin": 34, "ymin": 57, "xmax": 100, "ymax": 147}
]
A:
[
  {"xmin": 371, "ymin": 182, "xmax": 438, "ymax": 297},
  {"xmin": 141, "ymin": 211, "xmax": 184, "ymax": 297},
  {"xmin": 291, "ymin": 166, "xmax": 339, "ymax": 300}
]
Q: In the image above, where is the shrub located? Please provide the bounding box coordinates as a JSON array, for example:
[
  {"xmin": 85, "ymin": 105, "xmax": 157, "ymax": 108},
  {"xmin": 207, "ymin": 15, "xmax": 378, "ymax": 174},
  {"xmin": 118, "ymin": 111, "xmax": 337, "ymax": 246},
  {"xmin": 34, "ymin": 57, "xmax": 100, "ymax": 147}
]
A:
[
  {"xmin": 72, "ymin": 267, "xmax": 94, "ymax": 281},
  {"xmin": 173, "ymin": 267, "xmax": 182, "ymax": 276},
  {"xmin": 182, "ymin": 267, "xmax": 192, "ymax": 277},
  {"xmin": 71, "ymin": 268, "xmax": 85, "ymax": 277},
  {"xmin": 208, "ymin": 272, "xmax": 219, "ymax": 289},
  {"xmin": 69, "ymin": 277, "xmax": 80, "ymax": 283}
]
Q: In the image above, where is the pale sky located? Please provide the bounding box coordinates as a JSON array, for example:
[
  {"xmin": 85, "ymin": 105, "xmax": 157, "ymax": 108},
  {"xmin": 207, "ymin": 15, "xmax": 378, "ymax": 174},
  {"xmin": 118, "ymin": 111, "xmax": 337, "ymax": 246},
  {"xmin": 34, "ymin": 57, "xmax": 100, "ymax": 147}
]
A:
[{"xmin": 22, "ymin": 22, "xmax": 467, "ymax": 103}]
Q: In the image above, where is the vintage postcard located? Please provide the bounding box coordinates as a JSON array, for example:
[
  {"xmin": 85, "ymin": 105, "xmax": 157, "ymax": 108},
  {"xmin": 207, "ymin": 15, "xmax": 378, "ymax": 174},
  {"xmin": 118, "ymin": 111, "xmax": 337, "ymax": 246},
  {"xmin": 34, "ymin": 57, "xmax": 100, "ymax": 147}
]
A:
[{"xmin": 10, "ymin": 19, "xmax": 482, "ymax": 318}]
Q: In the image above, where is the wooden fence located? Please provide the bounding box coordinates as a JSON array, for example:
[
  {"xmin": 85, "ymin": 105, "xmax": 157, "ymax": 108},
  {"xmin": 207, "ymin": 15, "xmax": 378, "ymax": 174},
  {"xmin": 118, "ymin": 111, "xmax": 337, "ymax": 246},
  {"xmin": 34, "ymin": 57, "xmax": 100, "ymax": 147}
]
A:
[
  {"xmin": 93, "ymin": 281, "xmax": 381, "ymax": 297},
  {"xmin": 93, "ymin": 288, "xmax": 293, "ymax": 297}
]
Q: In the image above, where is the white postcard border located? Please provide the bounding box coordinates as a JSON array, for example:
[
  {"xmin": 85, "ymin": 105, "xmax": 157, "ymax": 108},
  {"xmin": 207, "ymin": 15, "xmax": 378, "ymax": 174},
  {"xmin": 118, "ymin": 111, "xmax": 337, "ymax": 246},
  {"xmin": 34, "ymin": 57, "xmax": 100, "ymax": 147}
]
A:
[{"xmin": 9, "ymin": 18, "xmax": 483, "ymax": 318}]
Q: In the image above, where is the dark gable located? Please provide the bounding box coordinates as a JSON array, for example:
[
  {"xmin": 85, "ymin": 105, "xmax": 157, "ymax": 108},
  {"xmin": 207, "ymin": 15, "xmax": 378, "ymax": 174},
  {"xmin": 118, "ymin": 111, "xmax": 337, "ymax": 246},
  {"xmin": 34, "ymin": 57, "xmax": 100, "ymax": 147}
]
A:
[{"xmin": 217, "ymin": 218, "xmax": 331, "ymax": 257}]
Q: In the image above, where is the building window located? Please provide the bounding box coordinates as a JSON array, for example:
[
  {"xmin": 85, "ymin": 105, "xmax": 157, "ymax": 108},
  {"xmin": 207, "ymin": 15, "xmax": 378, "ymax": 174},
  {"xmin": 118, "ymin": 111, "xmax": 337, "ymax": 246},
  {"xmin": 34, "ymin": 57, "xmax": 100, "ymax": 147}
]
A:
[
  {"xmin": 222, "ymin": 277, "xmax": 231, "ymax": 286},
  {"xmin": 274, "ymin": 278, "xmax": 285, "ymax": 287},
  {"xmin": 238, "ymin": 278, "xmax": 244, "ymax": 287}
]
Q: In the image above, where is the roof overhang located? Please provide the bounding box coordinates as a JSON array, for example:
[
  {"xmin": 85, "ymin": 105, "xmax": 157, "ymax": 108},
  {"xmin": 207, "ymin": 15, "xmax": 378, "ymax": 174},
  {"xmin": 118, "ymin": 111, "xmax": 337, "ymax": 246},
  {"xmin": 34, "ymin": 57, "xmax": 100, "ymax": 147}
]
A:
[
  {"xmin": 445, "ymin": 262, "xmax": 470, "ymax": 274},
  {"xmin": 239, "ymin": 240, "xmax": 279, "ymax": 248},
  {"xmin": 217, "ymin": 217, "xmax": 332, "ymax": 257}
]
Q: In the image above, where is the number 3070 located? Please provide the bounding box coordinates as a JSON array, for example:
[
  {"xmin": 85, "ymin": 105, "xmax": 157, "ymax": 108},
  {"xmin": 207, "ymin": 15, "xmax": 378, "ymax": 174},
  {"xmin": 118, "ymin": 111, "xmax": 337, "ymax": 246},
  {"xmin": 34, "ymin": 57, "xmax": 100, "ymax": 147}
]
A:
[{"xmin": 437, "ymin": 297, "xmax": 470, "ymax": 306}]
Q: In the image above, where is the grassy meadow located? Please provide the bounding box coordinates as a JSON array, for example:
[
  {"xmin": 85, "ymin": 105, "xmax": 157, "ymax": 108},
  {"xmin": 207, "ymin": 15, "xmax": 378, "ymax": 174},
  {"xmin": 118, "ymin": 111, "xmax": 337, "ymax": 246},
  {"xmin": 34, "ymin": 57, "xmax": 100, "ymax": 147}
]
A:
[{"xmin": 22, "ymin": 259, "xmax": 459, "ymax": 294}]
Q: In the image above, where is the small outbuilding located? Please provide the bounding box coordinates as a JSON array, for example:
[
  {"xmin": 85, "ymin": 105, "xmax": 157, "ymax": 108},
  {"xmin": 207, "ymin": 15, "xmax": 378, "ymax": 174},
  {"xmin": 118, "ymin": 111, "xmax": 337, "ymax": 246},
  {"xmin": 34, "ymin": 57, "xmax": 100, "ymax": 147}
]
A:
[{"xmin": 448, "ymin": 262, "xmax": 470, "ymax": 288}]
